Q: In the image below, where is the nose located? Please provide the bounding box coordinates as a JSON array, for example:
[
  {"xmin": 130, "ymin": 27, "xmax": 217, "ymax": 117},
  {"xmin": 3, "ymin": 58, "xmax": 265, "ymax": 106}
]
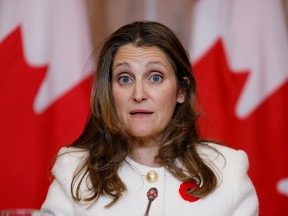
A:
[{"xmin": 133, "ymin": 80, "xmax": 147, "ymax": 102}]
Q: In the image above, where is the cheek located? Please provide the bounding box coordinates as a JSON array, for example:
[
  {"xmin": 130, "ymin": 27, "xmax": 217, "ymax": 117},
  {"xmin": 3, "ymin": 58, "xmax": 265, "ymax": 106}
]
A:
[
  {"xmin": 112, "ymin": 90, "xmax": 126, "ymax": 116},
  {"xmin": 156, "ymin": 90, "xmax": 178, "ymax": 114}
]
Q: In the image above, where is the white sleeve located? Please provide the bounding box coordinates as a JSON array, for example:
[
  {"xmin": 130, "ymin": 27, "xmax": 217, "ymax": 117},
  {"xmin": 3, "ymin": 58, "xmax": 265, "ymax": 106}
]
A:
[
  {"xmin": 232, "ymin": 150, "xmax": 259, "ymax": 216},
  {"xmin": 41, "ymin": 147, "xmax": 87, "ymax": 216},
  {"xmin": 41, "ymin": 177, "xmax": 74, "ymax": 216}
]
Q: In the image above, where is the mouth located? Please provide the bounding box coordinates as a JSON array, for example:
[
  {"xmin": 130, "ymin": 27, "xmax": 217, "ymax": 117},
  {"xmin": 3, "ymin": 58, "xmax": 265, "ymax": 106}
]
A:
[{"xmin": 129, "ymin": 110, "xmax": 154, "ymax": 116}]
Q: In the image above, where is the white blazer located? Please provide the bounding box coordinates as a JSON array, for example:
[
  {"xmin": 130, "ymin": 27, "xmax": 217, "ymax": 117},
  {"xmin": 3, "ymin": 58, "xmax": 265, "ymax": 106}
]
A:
[{"xmin": 41, "ymin": 143, "xmax": 259, "ymax": 215}]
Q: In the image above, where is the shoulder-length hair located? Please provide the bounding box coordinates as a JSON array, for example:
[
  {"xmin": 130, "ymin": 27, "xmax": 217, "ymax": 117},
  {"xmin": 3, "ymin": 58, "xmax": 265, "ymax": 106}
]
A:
[{"xmin": 70, "ymin": 21, "xmax": 219, "ymax": 207}]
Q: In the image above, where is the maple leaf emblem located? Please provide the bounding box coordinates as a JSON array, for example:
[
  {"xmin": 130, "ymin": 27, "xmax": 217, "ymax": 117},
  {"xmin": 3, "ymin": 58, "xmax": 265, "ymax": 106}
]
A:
[
  {"xmin": 194, "ymin": 39, "xmax": 288, "ymax": 215},
  {"xmin": 0, "ymin": 26, "xmax": 92, "ymax": 209}
]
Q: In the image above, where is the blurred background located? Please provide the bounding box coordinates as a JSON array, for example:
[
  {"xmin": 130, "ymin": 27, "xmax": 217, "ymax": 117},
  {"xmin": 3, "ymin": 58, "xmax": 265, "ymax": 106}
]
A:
[{"xmin": 0, "ymin": 0, "xmax": 288, "ymax": 215}]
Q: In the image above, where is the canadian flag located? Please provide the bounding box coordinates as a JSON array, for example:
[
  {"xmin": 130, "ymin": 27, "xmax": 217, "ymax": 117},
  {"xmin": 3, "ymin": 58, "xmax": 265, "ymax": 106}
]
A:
[
  {"xmin": 190, "ymin": 0, "xmax": 288, "ymax": 215},
  {"xmin": 0, "ymin": 0, "xmax": 93, "ymax": 209}
]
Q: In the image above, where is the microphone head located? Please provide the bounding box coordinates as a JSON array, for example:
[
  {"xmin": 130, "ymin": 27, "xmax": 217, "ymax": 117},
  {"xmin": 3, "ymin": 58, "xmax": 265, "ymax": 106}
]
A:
[{"xmin": 147, "ymin": 187, "xmax": 158, "ymax": 201}]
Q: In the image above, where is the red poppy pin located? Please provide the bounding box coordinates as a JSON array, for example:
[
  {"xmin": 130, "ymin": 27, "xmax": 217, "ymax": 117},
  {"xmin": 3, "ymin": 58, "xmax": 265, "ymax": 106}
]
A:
[{"xmin": 179, "ymin": 182, "xmax": 200, "ymax": 202}]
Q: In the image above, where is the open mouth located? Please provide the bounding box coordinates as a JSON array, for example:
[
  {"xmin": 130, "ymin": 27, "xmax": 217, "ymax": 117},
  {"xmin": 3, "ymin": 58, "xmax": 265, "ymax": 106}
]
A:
[{"xmin": 129, "ymin": 111, "xmax": 153, "ymax": 115}]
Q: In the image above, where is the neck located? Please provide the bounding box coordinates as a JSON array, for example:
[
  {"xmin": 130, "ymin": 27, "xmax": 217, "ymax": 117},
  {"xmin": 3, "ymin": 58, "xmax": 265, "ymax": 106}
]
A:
[{"xmin": 128, "ymin": 138, "xmax": 162, "ymax": 167}]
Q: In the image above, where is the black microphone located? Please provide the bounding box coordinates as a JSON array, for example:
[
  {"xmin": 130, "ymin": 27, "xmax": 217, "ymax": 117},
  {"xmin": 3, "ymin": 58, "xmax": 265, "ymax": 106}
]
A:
[{"xmin": 144, "ymin": 187, "xmax": 158, "ymax": 216}]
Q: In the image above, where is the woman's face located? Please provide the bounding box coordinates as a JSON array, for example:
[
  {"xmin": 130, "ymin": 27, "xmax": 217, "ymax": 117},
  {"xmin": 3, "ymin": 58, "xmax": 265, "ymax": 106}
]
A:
[{"xmin": 112, "ymin": 44, "xmax": 185, "ymax": 141}]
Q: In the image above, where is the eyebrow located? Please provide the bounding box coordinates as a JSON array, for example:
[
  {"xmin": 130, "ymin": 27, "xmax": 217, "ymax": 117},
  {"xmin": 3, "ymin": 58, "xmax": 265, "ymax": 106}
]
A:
[
  {"xmin": 113, "ymin": 61, "xmax": 168, "ymax": 70},
  {"xmin": 146, "ymin": 60, "xmax": 168, "ymax": 68},
  {"xmin": 113, "ymin": 62, "xmax": 130, "ymax": 69}
]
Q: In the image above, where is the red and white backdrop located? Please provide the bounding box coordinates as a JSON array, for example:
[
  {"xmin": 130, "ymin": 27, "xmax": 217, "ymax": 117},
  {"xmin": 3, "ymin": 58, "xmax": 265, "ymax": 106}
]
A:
[
  {"xmin": 190, "ymin": 0, "xmax": 288, "ymax": 215},
  {"xmin": 0, "ymin": 0, "xmax": 93, "ymax": 209},
  {"xmin": 0, "ymin": 0, "xmax": 288, "ymax": 215}
]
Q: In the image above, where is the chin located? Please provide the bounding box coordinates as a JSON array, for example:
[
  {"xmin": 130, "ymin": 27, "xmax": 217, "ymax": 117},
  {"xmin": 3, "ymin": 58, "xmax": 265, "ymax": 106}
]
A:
[{"xmin": 129, "ymin": 130, "xmax": 156, "ymax": 139}]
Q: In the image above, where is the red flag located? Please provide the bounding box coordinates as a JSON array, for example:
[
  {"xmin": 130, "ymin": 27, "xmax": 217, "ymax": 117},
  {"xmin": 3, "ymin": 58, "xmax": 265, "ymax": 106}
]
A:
[
  {"xmin": 0, "ymin": 0, "xmax": 93, "ymax": 209},
  {"xmin": 190, "ymin": 0, "xmax": 288, "ymax": 215}
]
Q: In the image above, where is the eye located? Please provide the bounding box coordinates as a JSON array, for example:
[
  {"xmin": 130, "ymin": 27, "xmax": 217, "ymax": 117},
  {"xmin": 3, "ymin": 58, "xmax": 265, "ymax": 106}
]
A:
[
  {"xmin": 150, "ymin": 74, "xmax": 162, "ymax": 83},
  {"xmin": 118, "ymin": 75, "xmax": 132, "ymax": 84}
]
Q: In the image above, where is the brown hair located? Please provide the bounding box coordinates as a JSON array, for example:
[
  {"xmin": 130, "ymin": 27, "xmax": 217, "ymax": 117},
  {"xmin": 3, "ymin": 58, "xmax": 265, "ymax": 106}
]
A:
[{"xmin": 70, "ymin": 21, "xmax": 219, "ymax": 207}]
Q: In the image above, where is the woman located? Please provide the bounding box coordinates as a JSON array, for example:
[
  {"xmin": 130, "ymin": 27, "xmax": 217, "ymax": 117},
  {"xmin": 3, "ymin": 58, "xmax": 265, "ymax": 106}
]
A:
[{"xmin": 41, "ymin": 21, "xmax": 258, "ymax": 215}]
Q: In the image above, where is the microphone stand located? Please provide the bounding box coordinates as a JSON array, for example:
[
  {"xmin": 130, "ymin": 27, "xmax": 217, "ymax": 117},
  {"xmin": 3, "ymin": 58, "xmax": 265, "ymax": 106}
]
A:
[
  {"xmin": 144, "ymin": 199, "xmax": 153, "ymax": 216},
  {"xmin": 144, "ymin": 187, "xmax": 158, "ymax": 216}
]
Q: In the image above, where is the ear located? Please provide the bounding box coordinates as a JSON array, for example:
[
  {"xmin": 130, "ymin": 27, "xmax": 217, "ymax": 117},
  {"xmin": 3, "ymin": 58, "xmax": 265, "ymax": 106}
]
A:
[
  {"xmin": 177, "ymin": 77, "xmax": 189, "ymax": 104},
  {"xmin": 177, "ymin": 90, "xmax": 185, "ymax": 104}
]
